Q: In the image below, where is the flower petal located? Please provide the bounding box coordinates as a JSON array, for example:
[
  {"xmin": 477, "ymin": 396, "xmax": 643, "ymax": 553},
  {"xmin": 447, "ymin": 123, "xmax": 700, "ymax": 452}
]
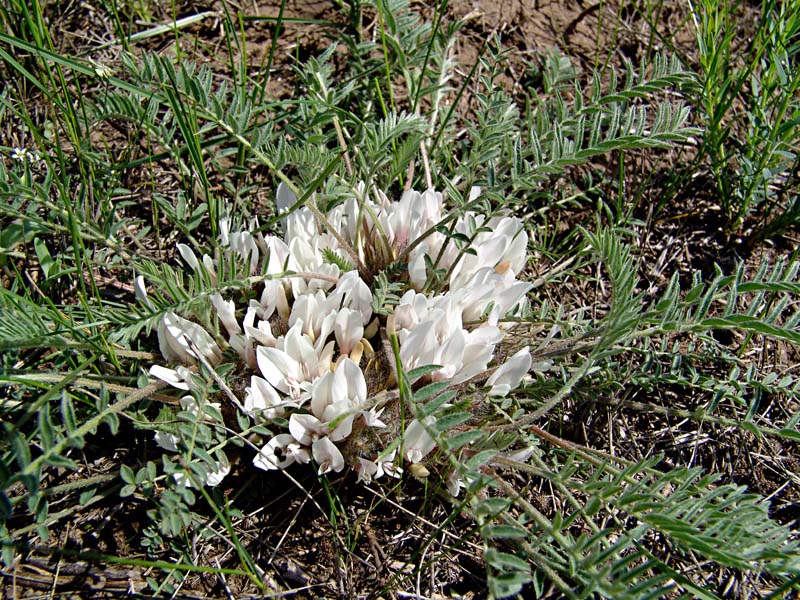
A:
[
  {"xmin": 312, "ymin": 437, "xmax": 345, "ymax": 474},
  {"xmin": 257, "ymin": 345, "xmax": 301, "ymax": 395},
  {"xmin": 134, "ymin": 275, "xmax": 153, "ymax": 309},
  {"xmin": 159, "ymin": 312, "xmax": 222, "ymax": 366},
  {"xmin": 321, "ymin": 402, "xmax": 355, "ymax": 441},
  {"xmin": 245, "ymin": 376, "xmax": 285, "ymax": 419},
  {"xmin": 403, "ymin": 418, "xmax": 437, "ymax": 464},
  {"xmin": 355, "ymin": 458, "xmax": 379, "ymax": 483},
  {"xmin": 337, "ymin": 357, "xmax": 367, "ymax": 403},
  {"xmin": 310, "ymin": 369, "xmax": 345, "ymax": 419},
  {"xmin": 177, "ymin": 243, "xmax": 201, "ymax": 272},
  {"xmin": 254, "ymin": 434, "xmax": 305, "ymax": 470},
  {"xmin": 211, "ymin": 293, "xmax": 242, "ymax": 336},
  {"xmin": 334, "ymin": 308, "xmax": 363, "ymax": 355},
  {"xmin": 486, "ymin": 347, "xmax": 531, "ymax": 397},
  {"xmin": 149, "ymin": 364, "xmax": 191, "ymax": 390},
  {"xmin": 289, "ymin": 413, "xmax": 325, "ymax": 446},
  {"xmin": 276, "ymin": 182, "xmax": 297, "ymax": 218},
  {"xmin": 206, "ymin": 459, "xmax": 230, "ymax": 487}
]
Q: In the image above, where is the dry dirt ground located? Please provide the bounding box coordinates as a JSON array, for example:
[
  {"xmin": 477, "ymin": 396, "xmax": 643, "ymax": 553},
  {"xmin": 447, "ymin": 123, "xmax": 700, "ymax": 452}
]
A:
[{"xmin": 2, "ymin": 1, "xmax": 798, "ymax": 599}]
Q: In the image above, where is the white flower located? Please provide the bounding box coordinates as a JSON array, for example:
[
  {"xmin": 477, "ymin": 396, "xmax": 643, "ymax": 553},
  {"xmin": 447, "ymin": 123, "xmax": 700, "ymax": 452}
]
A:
[
  {"xmin": 355, "ymin": 448, "xmax": 401, "ymax": 483},
  {"xmin": 448, "ymin": 215, "xmax": 528, "ymax": 286},
  {"xmin": 171, "ymin": 454, "xmax": 229, "ymax": 487},
  {"xmin": 324, "ymin": 188, "xmax": 396, "ymax": 265},
  {"xmin": 158, "ymin": 312, "xmax": 222, "ymax": 366},
  {"xmin": 334, "ymin": 307, "xmax": 363, "ymax": 355},
  {"xmin": 230, "ymin": 304, "xmax": 271, "ymax": 368},
  {"xmin": 149, "ymin": 364, "xmax": 195, "ymax": 390},
  {"xmin": 407, "ymin": 234, "xmax": 458, "ymax": 290},
  {"xmin": 134, "ymin": 275, "xmax": 154, "ymax": 309},
  {"xmin": 148, "ymin": 182, "xmax": 534, "ymax": 483},
  {"xmin": 288, "ymin": 413, "xmax": 329, "ymax": 445},
  {"xmin": 288, "ymin": 358, "xmax": 367, "ymax": 444},
  {"xmin": 92, "ymin": 61, "xmax": 114, "ymax": 79},
  {"xmin": 312, "ymin": 437, "xmax": 345, "ymax": 474},
  {"xmin": 385, "ymin": 188, "xmax": 443, "ymax": 251},
  {"xmin": 398, "ymin": 299, "xmax": 466, "ymax": 381},
  {"xmin": 270, "ymin": 357, "xmax": 371, "ymax": 474},
  {"xmin": 398, "ymin": 190, "xmax": 528, "ymax": 295},
  {"xmin": 326, "ymin": 194, "xmax": 359, "ymax": 244},
  {"xmin": 245, "ymin": 375, "xmax": 288, "ymax": 419},
  {"xmin": 454, "ymin": 267, "xmax": 532, "ymax": 322},
  {"xmin": 451, "ymin": 325, "xmax": 504, "ymax": 384},
  {"xmin": 177, "ymin": 243, "xmax": 202, "ymax": 273},
  {"xmin": 391, "ymin": 289, "xmax": 428, "ymax": 332},
  {"xmin": 178, "ymin": 394, "xmax": 221, "ymax": 419},
  {"xmin": 228, "ymin": 230, "xmax": 260, "ymax": 275},
  {"xmin": 285, "ymin": 206, "xmax": 318, "ymax": 248},
  {"xmin": 490, "ymin": 215, "xmax": 529, "ymax": 276},
  {"xmin": 206, "ymin": 461, "xmax": 231, "ymax": 487},
  {"xmin": 172, "ymin": 455, "xmax": 230, "ymax": 489},
  {"xmin": 407, "ymin": 243, "xmax": 430, "ymax": 289},
  {"xmin": 10, "ymin": 147, "xmax": 39, "ymax": 163},
  {"xmin": 328, "ymin": 271, "xmax": 373, "ymax": 325},
  {"xmin": 288, "ymin": 236, "xmax": 339, "ymax": 295},
  {"xmin": 504, "ymin": 446, "xmax": 537, "ymax": 463},
  {"xmin": 254, "ymin": 433, "xmax": 310, "ymax": 470},
  {"xmin": 355, "ymin": 457, "xmax": 379, "ymax": 483},
  {"xmin": 260, "ymin": 236, "xmax": 294, "ymax": 320},
  {"xmin": 289, "ymin": 290, "xmax": 337, "ymax": 346},
  {"xmin": 403, "ymin": 418, "xmax": 437, "ymax": 464},
  {"xmin": 211, "ymin": 293, "xmax": 242, "ymax": 337},
  {"xmin": 175, "ymin": 243, "xmax": 219, "ymax": 284},
  {"xmin": 486, "ymin": 347, "xmax": 532, "ymax": 396},
  {"xmin": 398, "ymin": 297, "xmax": 502, "ymax": 385},
  {"xmin": 446, "ymin": 470, "xmax": 464, "ymax": 497},
  {"xmin": 275, "ymin": 182, "xmax": 296, "ymax": 224},
  {"xmin": 361, "ymin": 406, "xmax": 387, "ymax": 428},
  {"xmin": 256, "ymin": 321, "xmax": 327, "ymax": 398},
  {"xmin": 377, "ymin": 448, "xmax": 401, "ymax": 478}
]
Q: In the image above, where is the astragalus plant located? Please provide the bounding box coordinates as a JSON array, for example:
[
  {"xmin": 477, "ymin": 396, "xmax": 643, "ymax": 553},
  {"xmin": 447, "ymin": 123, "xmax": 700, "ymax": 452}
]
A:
[
  {"xmin": 140, "ymin": 182, "xmax": 533, "ymax": 485},
  {"xmin": 1, "ymin": 0, "xmax": 799, "ymax": 598}
]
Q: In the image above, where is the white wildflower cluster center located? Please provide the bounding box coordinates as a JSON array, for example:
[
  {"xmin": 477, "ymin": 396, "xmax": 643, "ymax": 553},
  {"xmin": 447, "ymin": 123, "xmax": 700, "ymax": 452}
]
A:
[{"xmin": 142, "ymin": 184, "xmax": 533, "ymax": 491}]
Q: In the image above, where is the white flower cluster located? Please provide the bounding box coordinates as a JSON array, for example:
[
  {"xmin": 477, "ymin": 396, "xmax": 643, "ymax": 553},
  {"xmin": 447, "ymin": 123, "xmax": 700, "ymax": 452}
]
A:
[
  {"xmin": 10, "ymin": 146, "xmax": 41, "ymax": 163},
  {"xmin": 142, "ymin": 184, "xmax": 533, "ymax": 490}
]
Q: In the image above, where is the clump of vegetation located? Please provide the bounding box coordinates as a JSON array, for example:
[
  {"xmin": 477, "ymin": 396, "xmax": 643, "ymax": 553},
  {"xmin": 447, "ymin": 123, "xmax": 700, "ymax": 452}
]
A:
[
  {"xmin": 692, "ymin": 0, "xmax": 800, "ymax": 234},
  {"xmin": 1, "ymin": 0, "xmax": 798, "ymax": 598}
]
